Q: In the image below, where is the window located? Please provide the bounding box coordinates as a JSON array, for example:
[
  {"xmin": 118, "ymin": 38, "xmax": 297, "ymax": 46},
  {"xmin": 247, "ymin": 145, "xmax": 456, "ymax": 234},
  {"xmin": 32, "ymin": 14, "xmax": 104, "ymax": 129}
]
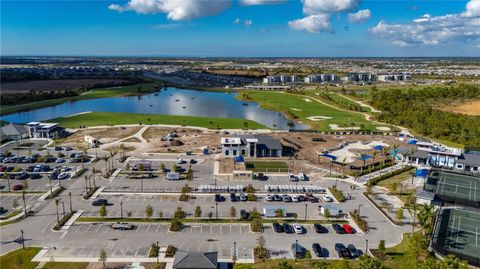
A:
[
  {"xmin": 233, "ymin": 150, "xmax": 237, "ymax": 156},
  {"xmin": 241, "ymin": 149, "xmax": 246, "ymax": 155},
  {"xmin": 225, "ymin": 150, "xmax": 229, "ymax": 156}
]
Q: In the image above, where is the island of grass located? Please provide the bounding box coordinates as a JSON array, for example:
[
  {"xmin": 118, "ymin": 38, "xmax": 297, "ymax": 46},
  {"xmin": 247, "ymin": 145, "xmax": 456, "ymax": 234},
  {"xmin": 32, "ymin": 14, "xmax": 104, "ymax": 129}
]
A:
[
  {"xmin": 1, "ymin": 83, "xmax": 160, "ymax": 115},
  {"xmin": 245, "ymin": 161, "xmax": 289, "ymax": 172},
  {"xmin": 238, "ymin": 91, "xmax": 385, "ymax": 131},
  {"xmin": 47, "ymin": 112, "xmax": 267, "ymax": 130}
]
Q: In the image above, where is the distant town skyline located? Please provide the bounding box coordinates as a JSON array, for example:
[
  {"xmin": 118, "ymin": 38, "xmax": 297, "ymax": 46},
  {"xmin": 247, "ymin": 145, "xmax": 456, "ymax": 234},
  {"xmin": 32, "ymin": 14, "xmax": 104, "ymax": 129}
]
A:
[{"xmin": 1, "ymin": 0, "xmax": 480, "ymax": 57}]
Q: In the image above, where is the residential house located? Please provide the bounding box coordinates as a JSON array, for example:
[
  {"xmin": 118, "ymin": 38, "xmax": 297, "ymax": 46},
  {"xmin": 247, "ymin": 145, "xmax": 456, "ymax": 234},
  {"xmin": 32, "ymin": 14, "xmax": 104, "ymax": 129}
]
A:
[
  {"xmin": 221, "ymin": 135, "xmax": 283, "ymax": 158},
  {"xmin": 0, "ymin": 123, "xmax": 29, "ymax": 141},
  {"xmin": 27, "ymin": 122, "xmax": 66, "ymax": 139}
]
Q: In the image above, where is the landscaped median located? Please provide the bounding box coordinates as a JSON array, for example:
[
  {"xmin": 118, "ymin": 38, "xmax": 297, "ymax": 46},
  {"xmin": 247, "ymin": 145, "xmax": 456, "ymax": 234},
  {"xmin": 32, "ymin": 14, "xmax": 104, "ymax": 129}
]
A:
[{"xmin": 46, "ymin": 112, "xmax": 267, "ymax": 130}]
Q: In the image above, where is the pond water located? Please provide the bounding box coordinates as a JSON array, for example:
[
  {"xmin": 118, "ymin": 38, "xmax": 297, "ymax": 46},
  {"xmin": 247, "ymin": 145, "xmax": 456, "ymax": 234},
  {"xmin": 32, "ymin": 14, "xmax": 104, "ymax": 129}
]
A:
[{"xmin": 2, "ymin": 87, "xmax": 309, "ymax": 130}]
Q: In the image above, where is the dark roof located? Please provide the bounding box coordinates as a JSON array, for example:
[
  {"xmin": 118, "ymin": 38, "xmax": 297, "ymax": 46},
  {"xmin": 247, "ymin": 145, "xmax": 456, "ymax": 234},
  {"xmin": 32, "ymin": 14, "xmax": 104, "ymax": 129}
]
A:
[
  {"xmin": 0, "ymin": 123, "xmax": 28, "ymax": 137},
  {"xmin": 411, "ymin": 150, "xmax": 429, "ymax": 159},
  {"xmin": 239, "ymin": 135, "xmax": 282, "ymax": 150},
  {"xmin": 457, "ymin": 153, "xmax": 480, "ymax": 166},
  {"xmin": 173, "ymin": 251, "xmax": 218, "ymax": 269}
]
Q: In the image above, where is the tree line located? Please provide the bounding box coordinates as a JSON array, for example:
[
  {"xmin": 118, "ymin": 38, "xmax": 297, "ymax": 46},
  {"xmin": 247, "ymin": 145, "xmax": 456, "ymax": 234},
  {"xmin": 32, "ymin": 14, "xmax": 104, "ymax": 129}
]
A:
[{"xmin": 370, "ymin": 84, "xmax": 480, "ymax": 146}]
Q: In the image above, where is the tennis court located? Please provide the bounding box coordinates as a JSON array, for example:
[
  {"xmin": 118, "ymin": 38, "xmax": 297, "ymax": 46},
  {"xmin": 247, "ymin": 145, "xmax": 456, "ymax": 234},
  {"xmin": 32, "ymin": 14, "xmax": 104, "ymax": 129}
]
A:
[
  {"xmin": 432, "ymin": 208, "xmax": 480, "ymax": 266},
  {"xmin": 425, "ymin": 170, "xmax": 480, "ymax": 206}
]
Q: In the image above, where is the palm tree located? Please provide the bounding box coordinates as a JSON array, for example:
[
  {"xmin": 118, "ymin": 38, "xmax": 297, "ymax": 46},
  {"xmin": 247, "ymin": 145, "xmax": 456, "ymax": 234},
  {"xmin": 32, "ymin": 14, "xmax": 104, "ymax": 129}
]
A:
[
  {"xmin": 417, "ymin": 205, "xmax": 434, "ymax": 235},
  {"xmin": 359, "ymin": 153, "xmax": 368, "ymax": 174}
]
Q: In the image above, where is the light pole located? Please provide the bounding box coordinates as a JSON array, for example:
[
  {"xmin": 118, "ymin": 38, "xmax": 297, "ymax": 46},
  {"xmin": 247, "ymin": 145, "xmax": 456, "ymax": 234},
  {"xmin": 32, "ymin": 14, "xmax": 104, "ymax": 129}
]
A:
[
  {"xmin": 295, "ymin": 239, "xmax": 298, "ymax": 262},
  {"xmin": 358, "ymin": 204, "xmax": 362, "ymax": 217},
  {"xmin": 233, "ymin": 241, "xmax": 237, "ymax": 265},
  {"xmin": 215, "ymin": 202, "xmax": 218, "ymax": 220},
  {"xmin": 69, "ymin": 192, "xmax": 73, "ymax": 213},
  {"xmin": 304, "ymin": 204, "xmax": 308, "ymax": 222},
  {"xmin": 335, "ymin": 179, "xmax": 338, "ymax": 189},
  {"xmin": 22, "ymin": 191, "xmax": 27, "ymax": 217},
  {"xmin": 365, "ymin": 239, "xmax": 369, "ymax": 254},
  {"xmin": 214, "ymin": 178, "xmax": 217, "ymax": 193},
  {"xmin": 21, "ymin": 230, "xmax": 25, "ymax": 250},
  {"xmin": 156, "ymin": 241, "xmax": 159, "ymax": 263},
  {"xmin": 120, "ymin": 202, "xmax": 124, "ymax": 219},
  {"xmin": 141, "ymin": 177, "xmax": 144, "ymax": 193}
]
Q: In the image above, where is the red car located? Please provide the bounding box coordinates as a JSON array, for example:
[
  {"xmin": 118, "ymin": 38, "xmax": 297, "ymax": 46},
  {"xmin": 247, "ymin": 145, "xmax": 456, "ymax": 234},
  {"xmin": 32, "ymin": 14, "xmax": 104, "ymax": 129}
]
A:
[
  {"xmin": 0, "ymin": 166, "xmax": 5, "ymax": 172},
  {"xmin": 12, "ymin": 184, "xmax": 23, "ymax": 191},
  {"xmin": 342, "ymin": 224, "xmax": 354, "ymax": 234}
]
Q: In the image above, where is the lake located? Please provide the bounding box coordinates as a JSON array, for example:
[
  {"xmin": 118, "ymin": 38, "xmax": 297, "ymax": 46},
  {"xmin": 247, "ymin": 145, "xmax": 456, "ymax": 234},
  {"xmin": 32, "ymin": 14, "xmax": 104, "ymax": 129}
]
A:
[{"xmin": 1, "ymin": 87, "xmax": 309, "ymax": 130}]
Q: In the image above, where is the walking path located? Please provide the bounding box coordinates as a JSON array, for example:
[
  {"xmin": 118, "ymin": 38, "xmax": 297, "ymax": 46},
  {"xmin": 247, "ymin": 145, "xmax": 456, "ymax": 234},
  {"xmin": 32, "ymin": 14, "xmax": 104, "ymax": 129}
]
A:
[{"xmin": 336, "ymin": 93, "xmax": 381, "ymax": 113}]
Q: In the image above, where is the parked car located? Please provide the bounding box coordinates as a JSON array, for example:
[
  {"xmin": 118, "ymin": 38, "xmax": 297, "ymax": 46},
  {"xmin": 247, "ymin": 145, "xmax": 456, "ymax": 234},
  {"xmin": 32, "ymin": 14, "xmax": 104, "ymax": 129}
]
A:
[
  {"xmin": 322, "ymin": 195, "xmax": 334, "ymax": 202},
  {"xmin": 265, "ymin": 194, "xmax": 274, "ymax": 202},
  {"xmin": 314, "ymin": 223, "xmax": 328, "ymax": 233},
  {"xmin": 342, "ymin": 224, "xmax": 354, "ymax": 234},
  {"xmin": 312, "ymin": 243, "xmax": 325, "ymax": 257},
  {"xmin": 111, "ymin": 222, "xmax": 134, "ymax": 230},
  {"xmin": 230, "ymin": 193, "xmax": 237, "ymax": 202},
  {"xmin": 291, "ymin": 243, "xmax": 306, "ymax": 259},
  {"xmin": 347, "ymin": 244, "xmax": 360, "ymax": 258},
  {"xmin": 291, "ymin": 195, "xmax": 299, "ymax": 202},
  {"xmin": 239, "ymin": 193, "xmax": 247, "ymax": 201},
  {"xmin": 0, "ymin": 166, "xmax": 6, "ymax": 172},
  {"xmin": 306, "ymin": 193, "xmax": 319, "ymax": 203},
  {"xmin": 46, "ymin": 157, "xmax": 57, "ymax": 163},
  {"xmin": 332, "ymin": 224, "xmax": 344, "ymax": 234},
  {"xmin": 282, "ymin": 194, "xmax": 291, "ymax": 202},
  {"xmin": 29, "ymin": 173, "xmax": 42, "ymax": 179},
  {"xmin": 189, "ymin": 159, "xmax": 197, "ymax": 164},
  {"xmin": 15, "ymin": 172, "xmax": 29, "ymax": 180},
  {"xmin": 54, "ymin": 146, "xmax": 63, "ymax": 151},
  {"xmin": 176, "ymin": 159, "xmax": 186, "ymax": 164},
  {"xmin": 91, "ymin": 199, "xmax": 109, "ymax": 206},
  {"xmin": 5, "ymin": 166, "xmax": 14, "ymax": 172},
  {"xmin": 273, "ymin": 222, "xmax": 284, "ymax": 233},
  {"xmin": 293, "ymin": 224, "xmax": 304, "ymax": 234},
  {"xmin": 240, "ymin": 210, "xmax": 249, "ymax": 220},
  {"xmin": 50, "ymin": 172, "xmax": 59, "ymax": 179},
  {"xmin": 273, "ymin": 195, "xmax": 282, "ymax": 202},
  {"xmin": 335, "ymin": 243, "xmax": 350, "ymax": 258},
  {"xmin": 55, "ymin": 158, "xmax": 65, "ymax": 163},
  {"xmin": 26, "ymin": 166, "xmax": 35, "ymax": 172},
  {"xmin": 214, "ymin": 194, "xmax": 224, "ymax": 202},
  {"xmin": 283, "ymin": 223, "xmax": 294, "ymax": 234},
  {"xmin": 65, "ymin": 146, "xmax": 73, "ymax": 151},
  {"xmin": 12, "ymin": 184, "xmax": 23, "ymax": 191},
  {"xmin": 58, "ymin": 173, "xmax": 69, "ymax": 180},
  {"xmin": 0, "ymin": 207, "xmax": 8, "ymax": 215}
]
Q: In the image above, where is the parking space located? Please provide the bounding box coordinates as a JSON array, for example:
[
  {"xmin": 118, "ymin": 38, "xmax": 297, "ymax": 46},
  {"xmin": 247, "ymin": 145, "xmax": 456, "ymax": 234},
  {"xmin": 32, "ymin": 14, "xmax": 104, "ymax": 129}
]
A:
[{"xmin": 0, "ymin": 193, "xmax": 42, "ymax": 213}]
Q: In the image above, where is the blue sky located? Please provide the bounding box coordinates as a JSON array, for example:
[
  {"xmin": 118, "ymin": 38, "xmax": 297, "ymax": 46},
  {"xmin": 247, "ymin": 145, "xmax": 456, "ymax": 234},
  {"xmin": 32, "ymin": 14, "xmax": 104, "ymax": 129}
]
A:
[{"xmin": 1, "ymin": 0, "xmax": 479, "ymax": 57}]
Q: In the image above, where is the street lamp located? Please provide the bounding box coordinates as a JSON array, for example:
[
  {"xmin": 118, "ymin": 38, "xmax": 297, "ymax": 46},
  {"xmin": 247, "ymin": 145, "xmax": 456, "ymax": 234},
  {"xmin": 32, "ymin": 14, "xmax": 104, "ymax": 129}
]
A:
[
  {"xmin": 365, "ymin": 239, "xmax": 369, "ymax": 254},
  {"xmin": 358, "ymin": 204, "xmax": 362, "ymax": 217},
  {"xmin": 68, "ymin": 192, "xmax": 73, "ymax": 213},
  {"xmin": 20, "ymin": 230, "xmax": 25, "ymax": 250},
  {"xmin": 295, "ymin": 239, "xmax": 298, "ymax": 262},
  {"xmin": 335, "ymin": 179, "xmax": 338, "ymax": 189},
  {"xmin": 120, "ymin": 202, "xmax": 124, "ymax": 219},
  {"xmin": 304, "ymin": 204, "xmax": 308, "ymax": 222},
  {"xmin": 233, "ymin": 242, "xmax": 237, "ymax": 265},
  {"xmin": 156, "ymin": 241, "xmax": 159, "ymax": 263},
  {"xmin": 60, "ymin": 201, "xmax": 66, "ymax": 217},
  {"xmin": 215, "ymin": 202, "xmax": 218, "ymax": 220}
]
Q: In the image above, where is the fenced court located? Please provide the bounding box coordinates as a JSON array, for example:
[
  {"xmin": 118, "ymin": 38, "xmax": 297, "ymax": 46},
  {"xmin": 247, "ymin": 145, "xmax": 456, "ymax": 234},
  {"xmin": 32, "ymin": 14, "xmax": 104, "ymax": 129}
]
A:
[
  {"xmin": 425, "ymin": 170, "xmax": 480, "ymax": 207},
  {"xmin": 432, "ymin": 208, "xmax": 480, "ymax": 266},
  {"xmin": 245, "ymin": 161, "xmax": 289, "ymax": 173}
]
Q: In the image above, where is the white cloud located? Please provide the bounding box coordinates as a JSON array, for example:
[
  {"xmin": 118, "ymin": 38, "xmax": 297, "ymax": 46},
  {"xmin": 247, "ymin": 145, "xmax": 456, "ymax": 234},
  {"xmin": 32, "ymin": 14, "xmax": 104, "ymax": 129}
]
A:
[
  {"xmin": 234, "ymin": 18, "xmax": 241, "ymax": 24},
  {"xmin": 288, "ymin": 14, "xmax": 331, "ymax": 33},
  {"xmin": 348, "ymin": 9, "xmax": 371, "ymax": 23},
  {"xmin": 244, "ymin": 19, "xmax": 253, "ymax": 26},
  {"xmin": 108, "ymin": 0, "xmax": 231, "ymax": 20},
  {"xmin": 239, "ymin": 0, "xmax": 285, "ymax": 5},
  {"xmin": 302, "ymin": 0, "xmax": 357, "ymax": 14},
  {"xmin": 370, "ymin": 1, "xmax": 480, "ymax": 47},
  {"xmin": 462, "ymin": 0, "xmax": 480, "ymax": 17}
]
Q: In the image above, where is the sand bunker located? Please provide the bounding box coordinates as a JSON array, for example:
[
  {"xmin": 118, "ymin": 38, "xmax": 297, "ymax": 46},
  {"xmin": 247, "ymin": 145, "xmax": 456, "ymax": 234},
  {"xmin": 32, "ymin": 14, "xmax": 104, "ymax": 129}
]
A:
[
  {"xmin": 290, "ymin": 108, "xmax": 302, "ymax": 111},
  {"xmin": 330, "ymin": 141, "xmax": 390, "ymax": 163},
  {"xmin": 307, "ymin": 116, "xmax": 332, "ymax": 121},
  {"xmin": 303, "ymin": 98, "xmax": 312, "ymax": 102},
  {"xmin": 329, "ymin": 124, "xmax": 360, "ymax": 130},
  {"xmin": 376, "ymin": 126, "xmax": 391, "ymax": 131}
]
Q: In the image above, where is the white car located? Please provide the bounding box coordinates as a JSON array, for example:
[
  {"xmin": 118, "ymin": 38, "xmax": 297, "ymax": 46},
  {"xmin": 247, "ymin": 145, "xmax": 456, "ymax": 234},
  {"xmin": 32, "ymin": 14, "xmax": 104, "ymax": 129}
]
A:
[
  {"xmin": 58, "ymin": 172, "xmax": 69, "ymax": 180},
  {"xmin": 322, "ymin": 195, "xmax": 334, "ymax": 202},
  {"xmin": 265, "ymin": 194, "xmax": 274, "ymax": 202},
  {"xmin": 55, "ymin": 158, "xmax": 65, "ymax": 163},
  {"xmin": 291, "ymin": 195, "xmax": 299, "ymax": 202},
  {"xmin": 288, "ymin": 173, "xmax": 298, "ymax": 181},
  {"xmin": 293, "ymin": 224, "xmax": 304, "ymax": 234}
]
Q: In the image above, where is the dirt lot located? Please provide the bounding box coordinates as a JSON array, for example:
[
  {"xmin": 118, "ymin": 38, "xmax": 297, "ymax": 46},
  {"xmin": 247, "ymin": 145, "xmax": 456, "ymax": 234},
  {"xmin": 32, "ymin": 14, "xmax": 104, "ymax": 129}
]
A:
[
  {"xmin": 1, "ymin": 79, "xmax": 129, "ymax": 94},
  {"xmin": 62, "ymin": 126, "xmax": 142, "ymax": 149},
  {"xmin": 440, "ymin": 99, "xmax": 480, "ymax": 116}
]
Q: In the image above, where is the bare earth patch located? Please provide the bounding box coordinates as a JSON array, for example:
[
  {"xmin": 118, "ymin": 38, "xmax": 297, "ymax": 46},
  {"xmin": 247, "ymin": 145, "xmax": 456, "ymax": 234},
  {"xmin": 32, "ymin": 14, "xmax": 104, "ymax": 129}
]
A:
[
  {"xmin": 440, "ymin": 100, "xmax": 480, "ymax": 116},
  {"xmin": 306, "ymin": 116, "xmax": 332, "ymax": 121},
  {"xmin": 62, "ymin": 126, "xmax": 142, "ymax": 149}
]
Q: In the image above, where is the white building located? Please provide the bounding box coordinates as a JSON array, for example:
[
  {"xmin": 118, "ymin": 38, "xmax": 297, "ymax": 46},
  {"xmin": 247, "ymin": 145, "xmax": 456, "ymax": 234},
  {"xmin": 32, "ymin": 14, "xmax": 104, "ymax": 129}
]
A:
[
  {"xmin": 221, "ymin": 135, "xmax": 283, "ymax": 158},
  {"xmin": 26, "ymin": 122, "xmax": 66, "ymax": 139},
  {"xmin": 304, "ymin": 74, "xmax": 338, "ymax": 83},
  {"xmin": 347, "ymin": 73, "xmax": 376, "ymax": 83},
  {"xmin": 263, "ymin": 75, "xmax": 300, "ymax": 85},
  {"xmin": 377, "ymin": 74, "xmax": 412, "ymax": 82}
]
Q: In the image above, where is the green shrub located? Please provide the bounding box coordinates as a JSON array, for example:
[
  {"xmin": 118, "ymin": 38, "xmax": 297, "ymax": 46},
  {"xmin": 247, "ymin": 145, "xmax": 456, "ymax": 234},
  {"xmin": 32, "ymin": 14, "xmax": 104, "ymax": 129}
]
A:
[
  {"xmin": 250, "ymin": 219, "xmax": 263, "ymax": 232},
  {"xmin": 349, "ymin": 210, "xmax": 368, "ymax": 232},
  {"xmin": 165, "ymin": 245, "xmax": 176, "ymax": 257},
  {"xmin": 328, "ymin": 186, "xmax": 346, "ymax": 202},
  {"xmin": 169, "ymin": 220, "xmax": 182, "ymax": 232},
  {"xmin": 173, "ymin": 207, "xmax": 185, "ymax": 219},
  {"xmin": 247, "ymin": 194, "xmax": 257, "ymax": 201}
]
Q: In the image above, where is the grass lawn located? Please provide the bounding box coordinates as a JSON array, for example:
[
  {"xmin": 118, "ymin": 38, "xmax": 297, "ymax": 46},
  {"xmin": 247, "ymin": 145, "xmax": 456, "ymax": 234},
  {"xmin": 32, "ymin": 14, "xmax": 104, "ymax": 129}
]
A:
[
  {"xmin": 47, "ymin": 112, "xmax": 267, "ymax": 130},
  {"xmin": 1, "ymin": 83, "xmax": 158, "ymax": 115},
  {"xmin": 246, "ymin": 259, "xmax": 359, "ymax": 269},
  {"xmin": 245, "ymin": 161, "xmax": 289, "ymax": 172},
  {"xmin": 239, "ymin": 91, "xmax": 381, "ymax": 131},
  {"xmin": 380, "ymin": 233, "xmax": 417, "ymax": 269},
  {"xmin": 376, "ymin": 169, "xmax": 414, "ymax": 190},
  {"xmin": 0, "ymin": 247, "xmax": 42, "ymax": 269},
  {"xmin": 43, "ymin": 262, "xmax": 89, "ymax": 269}
]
